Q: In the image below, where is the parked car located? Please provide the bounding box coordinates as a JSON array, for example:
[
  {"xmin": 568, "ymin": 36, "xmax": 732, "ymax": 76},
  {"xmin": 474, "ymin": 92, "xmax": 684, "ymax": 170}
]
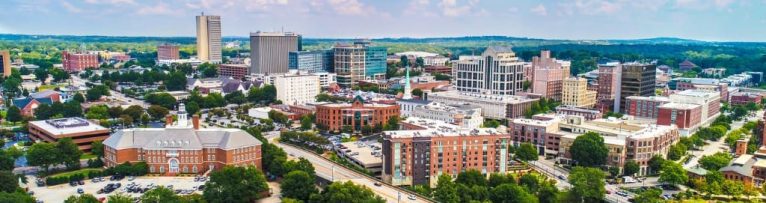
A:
[
  {"xmin": 77, "ymin": 188, "xmax": 84, "ymax": 194},
  {"xmin": 408, "ymin": 194, "xmax": 417, "ymax": 200},
  {"xmin": 373, "ymin": 182, "xmax": 382, "ymax": 187}
]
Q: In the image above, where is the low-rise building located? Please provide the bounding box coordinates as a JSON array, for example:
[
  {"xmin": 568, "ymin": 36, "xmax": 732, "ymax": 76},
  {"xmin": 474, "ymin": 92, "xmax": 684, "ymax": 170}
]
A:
[
  {"xmin": 425, "ymin": 91, "xmax": 538, "ymax": 120},
  {"xmin": 29, "ymin": 117, "xmax": 110, "ymax": 152},
  {"xmin": 62, "ymin": 51, "xmax": 99, "ymax": 72},
  {"xmin": 315, "ymin": 96, "xmax": 400, "ymax": 133},
  {"xmin": 411, "ymin": 102, "xmax": 483, "ymax": 128},
  {"xmin": 555, "ymin": 106, "xmax": 602, "ymax": 120},
  {"xmin": 730, "ymin": 92, "xmax": 763, "ymax": 106},
  {"xmin": 103, "ymin": 106, "xmax": 262, "ymax": 175},
  {"xmin": 625, "ymin": 96, "xmax": 671, "ymax": 118},
  {"xmin": 273, "ymin": 71, "xmax": 321, "ymax": 105},
  {"xmin": 219, "ymin": 64, "xmax": 249, "ymax": 80},
  {"xmin": 562, "ymin": 77, "xmax": 597, "ymax": 108},
  {"xmin": 657, "ymin": 103, "xmax": 702, "ymax": 135}
]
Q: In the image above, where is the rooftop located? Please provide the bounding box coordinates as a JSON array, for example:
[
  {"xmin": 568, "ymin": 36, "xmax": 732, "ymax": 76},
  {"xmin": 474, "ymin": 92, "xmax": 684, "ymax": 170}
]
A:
[
  {"xmin": 29, "ymin": 117, "xmax": 108, "ymax": 135},
  {"xmin": 103, "ymin": 127, "xmax": 262, "ymax": 150},
  {"xmin": 625, "ymin": 96, "xmax": 670, "ymax": 102},
  {"xmin": 659, "ymin": 102, "xmax": 701, "ymax": 110},
  {"xmin": 339, "ymin": 141, "xmax": 382, "ymax": 168},
  {"xmin": 384, "ymin": 117, "xmax": 505, "ymax": 139},
  {"xmin": 428, "ymin": 91, "xmax": 538, "ymax": 104}
]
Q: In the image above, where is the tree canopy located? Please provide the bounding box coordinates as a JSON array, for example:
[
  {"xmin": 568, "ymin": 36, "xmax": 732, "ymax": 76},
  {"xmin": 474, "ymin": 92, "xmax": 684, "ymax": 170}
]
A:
[{"xmin": 569, "ymin": 132, "xmax": 608, "ymax": 167}]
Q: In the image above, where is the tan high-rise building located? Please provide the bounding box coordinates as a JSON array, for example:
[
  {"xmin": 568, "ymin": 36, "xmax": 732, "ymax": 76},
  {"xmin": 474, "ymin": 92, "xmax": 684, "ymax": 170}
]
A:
[
  {"xmin": 196, "ymin": 13, "xmax": 222, "ymax": 64},
  {"xmin": 249, "ymin": 32, "xmax": 300, "ymax": 74},
  {"xmin": 0, "ymin": 50, "xmax": 10, "ymax": 77},
  {"xmin": 531, "ymin": 50, "xmax": 569, "ymax": 101},
  {"xmin": 562, "ymin": 77, "xmax": 597, "ymax": 108},
  {"xmin": 453, "ymin": 46, "xmax": 525, "ymax": 95}
]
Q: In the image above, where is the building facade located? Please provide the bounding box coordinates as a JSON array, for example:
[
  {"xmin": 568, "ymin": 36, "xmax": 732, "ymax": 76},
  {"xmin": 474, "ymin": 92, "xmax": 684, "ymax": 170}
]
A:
[
  {"xmin": 731, "ymin": 92, "xmax": 763, "ymax": 106},
  {"xmin": 273, "ymin": 72, "xmax": 321, "ymax": 105},
  {"xmin": 531, "ymin": 50, "xmax": 570, "ymax": 101},
  {"xmin": 29, "ymin": 118, "xmax": 110, "ymax": 152},
  {"xmin": 62, "ymin": 51, "xmax": 99, "ymax": 72},
  {"xmin": 411, "ymin": 102, "xmax": 484, "ymax": 128},
  {"xmin": 562, "ymin": 77, "xmax": 597, "ymax": 108},
  {"xmin": 657, "ymin": 103, "xmax": 702, "ymax": 131},
  {"xmin": 289, "ymin": 50, "xmax": 334, "ymax": 73},
  {"xmin": 157, "ymin": 44, "xmax": 180, "ymax": 61},
  {"xmin": 383, "ymin": 118, "xmax": 511, "ymax": 187},
  {"xmin": 453, "ymin": 46, "xmax": 525, "ymax": 95},
  {"xmin": 618, "ymin": 63, "xmax": 656, "ymax": 113},
  {"xmin": 315, "ymin": 96, "xmax": 400, "ymax": 133},
  {"xmin": 219, "ymin": 64, "xmax": 249, "ymax": 80},
  {"xmin": 624, "ymin": 96, "xmax": 670, "ymax": 118},
  {"xmin": 597, "ymin": 62, "xmax": 622, "ymax": 112},
  {"xmin": 0, "ymin": 50, "xmax": 10, "ymax": 77},
  {"xmin": 103, "ymin": 107, "xmax": 262, "ymax": 175},
  {"xmin": 196, "ymin": 14, "xmax": 222, "ymax": 63},
  {"xmin": 333, "ymin": 41, "xmax": 387, "ymax": 87},
  {"xmin": 555, "ymin": 106, "xmax": 603, "ymax": 120},
  {"xmin": 426, "ymin": 91, "xmax": 538, "ymax": 120},
  {"xmin": 250, "ymin": 31, "xmax": 301, "ymax": 74}
]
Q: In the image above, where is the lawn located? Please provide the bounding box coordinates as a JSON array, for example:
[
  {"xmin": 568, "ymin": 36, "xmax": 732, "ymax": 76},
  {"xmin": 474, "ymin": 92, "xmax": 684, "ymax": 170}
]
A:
[
  {"xmin": 80, "ymin": 153, "xmax": 97, "ymax": 160},
  {"xmin": 38, "ymin": 84, "xmax": 64, "ymax": 91},
  {"xmin": 49, "ymin": 168, "xmax": 103, "ymax": 178}
]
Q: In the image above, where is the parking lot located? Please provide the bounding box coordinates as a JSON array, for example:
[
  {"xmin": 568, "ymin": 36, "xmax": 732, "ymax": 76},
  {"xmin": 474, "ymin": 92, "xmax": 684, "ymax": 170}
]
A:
[{"xmin": 26, "ymin": 176, "xmax": 207, "ymax": 203}]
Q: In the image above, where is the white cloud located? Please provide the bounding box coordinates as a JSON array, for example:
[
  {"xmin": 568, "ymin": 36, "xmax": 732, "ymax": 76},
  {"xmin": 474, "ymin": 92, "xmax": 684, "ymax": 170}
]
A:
[
  {"xmin": 530, "ymin": 4, "xmax": 547, "ymax": 16},
  {"xmin": 404, "ymin": 0, "xmax": 436, "ymax": 16},
  {"xmin": 714, "ymin": 0, "xmax": 734, "ymax": 7},
  {"xmin": 137, "ymin": 2, "xmax": 178, "ymax": 15},
  {"xmin": 327, "ymin": 0, "xmax": 375, "ymax": 16},
  {"xmin": 83, "ymin": 0, "xmax": 136, "ymax": 4},
  {"xmin": 438, "ymin": 0, "xmax": 480, "ymax": 17},
  {"xmin": 61, "ymin": 1, "xmax": 82, "ymax": 13}
]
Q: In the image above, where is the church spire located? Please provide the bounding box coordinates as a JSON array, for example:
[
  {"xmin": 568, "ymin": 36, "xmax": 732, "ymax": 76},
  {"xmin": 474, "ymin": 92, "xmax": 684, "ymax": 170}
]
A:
[{"xmin": 402, "ymin": 64, "xmax": 413, "ymax": 100}]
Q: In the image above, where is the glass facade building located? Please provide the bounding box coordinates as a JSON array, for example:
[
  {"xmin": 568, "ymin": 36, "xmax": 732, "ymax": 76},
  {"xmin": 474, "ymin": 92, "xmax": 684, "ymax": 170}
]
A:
[{"xmin": 288, "ymin": 50, "xmax": 334, "ymax": 73}]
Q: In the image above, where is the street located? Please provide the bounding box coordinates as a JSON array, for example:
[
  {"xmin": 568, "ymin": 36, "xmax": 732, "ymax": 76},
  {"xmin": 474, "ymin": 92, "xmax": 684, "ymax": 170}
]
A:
[
  {"xmin": 684, "ymin": 110, "xmax": 765, "ymax": 169},
  {"xmin": 71, "ymin": 75, "xmax": 150, "ymax": 108}
]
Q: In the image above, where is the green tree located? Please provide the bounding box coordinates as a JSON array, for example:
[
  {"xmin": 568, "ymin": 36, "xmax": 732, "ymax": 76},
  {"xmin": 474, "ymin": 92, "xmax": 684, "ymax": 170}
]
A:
[
  {"xmin": 26, "ymin": 142, "xmax": 60, "ymax": 174},
  {"xmin": 623, "ymin": 160, "xmax": 640, "ymax": 176},
  {"xmin": 186, "ymin": 101, "xmax": 201, "ymax": 115},
  {"xmin": 433, "ymin": 174, "xmax": 459, "ymax": 203},
  {"xmin": 147, "ymin": 105, "xmax": 170, "ymax": 121},
  {"xmin": 165, "ymin": 71, "xmax": 188, "ymax": 91},
  {"xmin": 667, "ymin": 144, "xmax": 686, "ymax": 161},
  {"xmin": 647, "ymin": 155, "xmax": 666, "ymax": 175},
  {"xmin": 488, "ymin": 173, "xmax": 516, "ymax": 188},
  {"xmin": 57, "ymin": 138, "xmax": 83, "ymax": 170},
  {"xmin": 145, "ymin": 93, "xmax": 177, "ymax": 109},
  {"xmin": 659, "ymin": 162, "xmax": 688, "ymax": 186},
  {"xmin": 91, "ymin": 141, "xmax": 104, "ymax": 158},
  {"xmin": 568, "ymin": 167, "xmax": 606, "ymax": 203},
  {"xmin": 483, "ymin": 119, "xmax": 501, "ymax": 128},
  {"xmin": 63, "ymin": 101, "xmax": 83, "ymax": 117},
  {"xmin": 300, "ymin": 115, "xmax": 312, "ymax": 130},
  {"xmin": 34, "ymin": 104, "xmax": 53, "ymax": 120},
  {"xmin": 204, "ymin": 93, "xmax": 226, "ymax": 108},
  {"xmin": 64, "ymin": 194, "xmax": 99, "ymax": 203},
  {"xmin": 86, "ymin": 85, "xmax": 111, "ymax": 101},
  {"xmin": 310, "ymin": 181, "xmax": 385, "ymax": 203},
  {"xmin": 456, "ymin": 169, "xmax": 487, "ymax": 187},
  {"xmin": 5, "ymin": 106, "xmax": 22, "ymax": 124},
  {"xmin": 0, "ymin": 171, "xmax": 19, "ymax": 193},
  {"xmin": 490, "ymin": 183, "xmax": 538, "ymax": 203},
  {"xmin": 108, "ymin": 106, "xmax": 123, "ymax": 118},
  {"xmin": 85, "ymin": 105, "xmax": 109, "ymax": 119},
  {"xmin": 385, "ymin": 116, "xmax": 400, "ymax": 130},
  {"xmin": 224, "ymin": 91, "xmax": 247, "ymax": 105},
  {"xmin": 107, "ymin": 193, "xmax": 134, "ymax": 203},
  {"xmin": 280, "ymin": 170, "xmax": 317, "ymax": 201},
  {"xmin": 515, "ymin": 143, "xmax": 539, "ymax": 162},
  {"xmin": 123, "ymin": 105, "xmax": 144, "ymax": 121},
  {"xmin": 141, "ymin": 186, "xmax": 179, "ymax": 203},
  {"xmin": 0, "ymin": 191, "xmax": 35, "ymax": 203},
  {"xmin": 203, "ymin": 166, "xmax": 269, "ymax": 203},
  {"xmin": 632, "ymin": 188, "xmax": 663, "ymax": 203},
  {"xmin": 522, "ymin": 80, "xmax": 532, "ymax": 91},
  {"xmin": 411, "ymin": 88, "xmax": 423, "ymax": 97},
  {"xmin": 569, "ymin": 132, "xmax": 608, "ymax": 167},
  {"xmin": 73, "ymin": 93, "xmax": 86, "ymax": 103},
  {"xmin": 699, "ymin": 152, "xmax": 733, "ymax": 171}
]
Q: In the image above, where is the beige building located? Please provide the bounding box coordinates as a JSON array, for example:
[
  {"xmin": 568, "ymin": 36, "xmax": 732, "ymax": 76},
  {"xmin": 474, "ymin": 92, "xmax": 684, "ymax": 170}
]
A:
[
  {"xmin": 452, "ymin": 46, "xmax": 525, "ymax": 95},
  {"xmin": 196, "ymin": 13, "xmax": 222, "ymax": 63},
  {"xmin": 249, "ymin": 31, "xmax": 300, "ymax": 74},
  {"xmin": 273, "ymin": 71, "xmax": 321, "ymax": 105},
  {"xmin": 562, "ymin": 77, "xmax": 597, "ymax": 108},
  {"xmin": 0, "ymin": 50, "xmax": 10, "ymax": 77}
]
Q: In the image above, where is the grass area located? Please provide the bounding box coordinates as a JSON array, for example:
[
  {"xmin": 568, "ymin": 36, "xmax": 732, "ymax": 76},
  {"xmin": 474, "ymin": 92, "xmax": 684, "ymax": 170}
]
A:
[
  {"xmin": 38, "ymin": 84, "xmax": 64, "ymax": 91},
  {"xmin": 50, "ymin": 168, "xmax": 103, "ymax": 178},
  {"xmin": 80, "ymin": 153, "xmax": 97, "ymax": 160}
]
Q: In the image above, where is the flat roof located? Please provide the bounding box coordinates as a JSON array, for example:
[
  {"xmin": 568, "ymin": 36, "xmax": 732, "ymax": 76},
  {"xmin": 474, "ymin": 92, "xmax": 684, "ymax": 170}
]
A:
[
  {"xmin": 428, "ymin": 91, "xmax": 538, "ymax": 104},
  {"xmin": 29, "ymin": 117, "xmax": 107, "ymax": 135},
  {"xmin": 385, "ymin": 117, "xmax": 505, "ymax": 139},
  {"xmin": 659, "ymin": 102, "xmax": 700, "ymax": 110},
  {"xmin": 340, "ymin": 141, "xmax": 382, "ymax": 168}
]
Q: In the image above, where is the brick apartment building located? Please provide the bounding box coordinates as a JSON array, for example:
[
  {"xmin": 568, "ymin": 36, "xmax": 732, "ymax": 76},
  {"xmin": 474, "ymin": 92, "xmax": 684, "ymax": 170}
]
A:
[
  {"xmin": 62, "ymin": 51, "xmax": 99, "ymax": 72},
  {"xmin": 730, "ymin": 92, "xmax": 763, "ymax": 106},
  {"xmin": 383, "ymin": 117, "xmax": 512, "ymax": 187},
  {"xmin": 28, "ymin": 117, "xmax": 110, "ymax": 152},
  {"xmin": 315, "ymin": 96, "xmax": 400, "ymax": 133},
  {"xmin": 102, "ymin": 105, "xmax": 262, "ymax": 175},
  {"xmin": 625, "ymin": 96, "xmax": 670, "ymax": 118},
  {"xmin": 157, "ymin": 44, "xmax": 180, "ymax": 60},
  {"xmin": 219, "ymin": 64, "xmax": 249, "ymax": 80},
  {"xmin": 657, "ymin": 103, "xmax": 702, "ymax": 131}
]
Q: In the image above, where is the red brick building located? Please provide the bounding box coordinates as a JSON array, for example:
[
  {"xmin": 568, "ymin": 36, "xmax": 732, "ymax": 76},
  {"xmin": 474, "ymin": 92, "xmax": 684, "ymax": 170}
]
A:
[
  {"xmin": 625, "ymin": 96, "xmax": 670, "ymax": 118},
  {"xmin": 219, "ymin": 64, "xmax": 249, "ymax": 80},
  {"xmin": 315, "ymin": 96, "xmax": 399, "ymax": 133},
  {"xmin": 423, "ymin": 66, "xmax": 451, "ymax": 75},
  {"xmin": 62, "ymin": 51, "xmax": 99, "ymax": 72},
  {"xmin": 28, "ymin": 118, "xmax": 110, "ymax": 152},
  {"xmin": 656, "ymin": 103, "xmax": 702, "ymax": 130},
  {"xmin": 157, "ymin": 44, "xmax": 180, "ymax": 60},
  {"xmin": 730, "ymin": 92, "xmax": 763, "ymax": 106},
  {"xmin": 102, "ymin": 108, "xmax": 262, "ymax": 175}
]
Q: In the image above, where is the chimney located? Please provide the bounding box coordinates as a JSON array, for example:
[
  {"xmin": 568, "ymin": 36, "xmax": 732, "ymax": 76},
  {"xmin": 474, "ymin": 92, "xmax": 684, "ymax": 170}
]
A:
[
  {"xmin": 165, "ymin": 115, "xmax": 173, "ymax": 127},
  {"xmin": 192, "ymin": 114, "xmax": 200, "ymax": 130}
]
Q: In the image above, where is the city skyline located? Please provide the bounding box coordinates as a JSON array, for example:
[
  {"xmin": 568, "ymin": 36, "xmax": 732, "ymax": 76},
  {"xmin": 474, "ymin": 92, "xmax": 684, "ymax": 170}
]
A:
[{"xmin": 1, "ymin": 0, "xmax": 765, "ymax": 42}]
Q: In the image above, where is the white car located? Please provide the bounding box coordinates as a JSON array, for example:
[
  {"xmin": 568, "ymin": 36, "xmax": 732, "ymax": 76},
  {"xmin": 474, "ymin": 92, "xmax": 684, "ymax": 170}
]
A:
[{"xmin": 408, "ymin": 194, "xmax": 417, "ymax": 200}]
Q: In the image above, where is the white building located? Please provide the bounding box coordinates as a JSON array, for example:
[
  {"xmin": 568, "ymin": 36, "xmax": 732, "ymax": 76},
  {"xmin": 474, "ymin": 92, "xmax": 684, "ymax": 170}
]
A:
[
  {"xmin": 248, "ymin": 107, "xmax": 272, "ymax": 119},
  {"xmin": 426, "ymin": 91, "xmax": 538, "ymax": 120},
  {"xmin": 396, "ymin": 99, "xmax": 432, "ymax": 118},
  {"xmin": 423, "ymin": 55, "xmax": 449, "ymax": 66},
  {"xmin": 452, "ymin": 46, "xmax": 525, "ymax": 95},
  {"xmin": 411, "ymin": 102, "xmax": 484, "ymax": 128},
  {"xmin": 273, "ymin": 71, "xmax": 321, "ymax": 105},
  {"xmin": 312, "ymin": 72, "xmax": 337, "ymax": 87},
  {"xmin": 669, "ymin": 89, "xmax": 721, "ymax": 123}
]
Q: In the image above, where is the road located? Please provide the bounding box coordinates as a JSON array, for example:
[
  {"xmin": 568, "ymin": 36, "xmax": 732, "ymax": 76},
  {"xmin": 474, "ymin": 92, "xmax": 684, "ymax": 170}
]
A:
[
  {"xmin": 529, "ymin": 159, "xmax": 633, "ymax": 203},
  {"xmin": 684, "ymin": 110, "xmax": 765, "ymax": 169},
  {"xmin": 71, "ymin": 75, "xmax": 150, "ymax": 108}
]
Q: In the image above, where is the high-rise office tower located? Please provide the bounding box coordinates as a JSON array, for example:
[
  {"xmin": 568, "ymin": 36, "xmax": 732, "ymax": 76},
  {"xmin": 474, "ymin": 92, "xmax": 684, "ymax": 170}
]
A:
[
  {"xmin": 453, "ymin": 46, "xmax": 525, "ymax": 95},
  {"xmin": 618, "ymin": 63, "xmax": 656, "ymax": 113},
  {"xmin": 597, "ymin": 62, "xmax": 622, "ymax": 112},
  {"xmin": 196, "ymin": 13, "xmax": 222, "ymax": 64},
  {"xmin": 0, "ymin": 50, "xmax": 10, "ymax": 77},
  {"xmin": 250, "ymin": 31, "xmax": 300, "ymax": 74},
  {"xmin": 333, "ymin": 40, "xmax": 387, "ymax": 87},
  {"xmin": 562, "ymin": 77, "xmax": 597, "ymax": 108},
  {"xmin": 530, "ymin": 50, "xmax": 570, "ymax": 101}
]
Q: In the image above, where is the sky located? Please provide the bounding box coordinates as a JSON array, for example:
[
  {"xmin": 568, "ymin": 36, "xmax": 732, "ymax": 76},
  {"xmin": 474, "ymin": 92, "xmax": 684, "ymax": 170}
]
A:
[{"xmin": 1, "ymin": 0, "xmax": 765, "ymax": 41}]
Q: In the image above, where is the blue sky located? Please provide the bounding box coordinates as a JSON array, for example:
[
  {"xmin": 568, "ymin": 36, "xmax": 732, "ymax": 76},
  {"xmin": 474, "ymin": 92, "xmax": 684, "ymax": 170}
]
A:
[{"xmin": 1, "ymin": 0, "xmax": 765, "ymax": 41}]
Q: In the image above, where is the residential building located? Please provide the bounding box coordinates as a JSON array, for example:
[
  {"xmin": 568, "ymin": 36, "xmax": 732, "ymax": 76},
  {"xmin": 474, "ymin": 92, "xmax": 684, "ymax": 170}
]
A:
[
  {"xmin": 250, "ymin": 31, "xmax": 301, "ymax": 74},
  {"xmin": 618, "ymin": 63, "xmax": 656, "ymax": 113},
  {"xmin": 289, "ymin": 50, "xmax": 333, "ymax": 73},
  {"xmin": 103, "ymin": 106, "xmax": 262, "ymax": 175},
  {"xmin": 313, "ymin": 72, "xmax": 337, "ymax": 88},
  {"xmin": 0, "ymin": 50, "xmax": 10, "ymax": 77},
  {"xmin": 424, "ymin": 66, "xmax": 452, "ymax": 75},
  {"xmin": 624, "ymin": 96, "xmax": 671, "ymax": 118},
  {"xmin": 219, "ymin": 64, "xmax": 249, "ymax": 80},
  {"xmin": 196, "ymin": 13, "xmax": 222, "ymax": 63},
  {"xmin": 28, "ymin": 117, "xmax": 110, "ymax": 152},
  {"xmin": 425, "ymin": 91, "xmax": 539, "ymax": 120},
  {"xmin": 747, "ymin": 72, "xmax": 764, "ymax": 85},
  {"xmin": 731, "ymin": 92, "xmax": 763, "ymax": 105},
  {"xmin": 59, "ymin": 85, "xmax": 89, "ymax": 102},
  {"xmin": 555, "ymin": 106, "xmax": 602, "ymax": 120},
  {"xmin": 423, "ymin": 55, "xmax": 449, "ymax": 66},
  {"xmin": 411, "ymin": 102, "xmax": 483, "ymax": 128},
  {"xmin": 702, "ymin": 68, "xmax": 726, "ymax": 78},
  {"xmin": 273, "ymin": 71, "xmax": 321, "ymax": 105},
  {"xmin": 509, "ymin": 117, "xmax": 561, "ymax": 155},
  {"xmin": 531, "ymin": 50, "xmax": 570, "ymax": 101},
  {"xmin": 667, "ymin": 78, "xmax": 729, "ymax": 102},
  {"xmin": 383, "ymin": 117, "xmax": 512, "ymax": 187},
  {"xmin": 62, "ymin": 51, "xmax": 99, "ymax": 72},
  {"xmin": 333, "ymin": 40, "xmax": 387, "ymax": 87},
  {"xmin": 157, "ymin": 44, "xmax": 180, "ymax": 60},
  {"xmin": 668, "ymin": 89, "xmax": 721, "ymax": 125},
  {"xmin": 562, "ymin": 77, "xmax": 597, "ymax": 108},
  {"xmin": 315, "ymin": 96, "xmax": 400, "ymax": 133},
  {"xmin": 679, "ymin": 59, "xmax": 698, "ymax": 71},
  {"xmin": 597, "ymin": 62, "xmax": 622, "ymax": 112},
  {"xmin": 657, "ymin": 103, "xmax": 702, "ymax": 133},
  {"xmin": 453, "ymin": 46, "xmax": 525, "ymax": 95}
]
